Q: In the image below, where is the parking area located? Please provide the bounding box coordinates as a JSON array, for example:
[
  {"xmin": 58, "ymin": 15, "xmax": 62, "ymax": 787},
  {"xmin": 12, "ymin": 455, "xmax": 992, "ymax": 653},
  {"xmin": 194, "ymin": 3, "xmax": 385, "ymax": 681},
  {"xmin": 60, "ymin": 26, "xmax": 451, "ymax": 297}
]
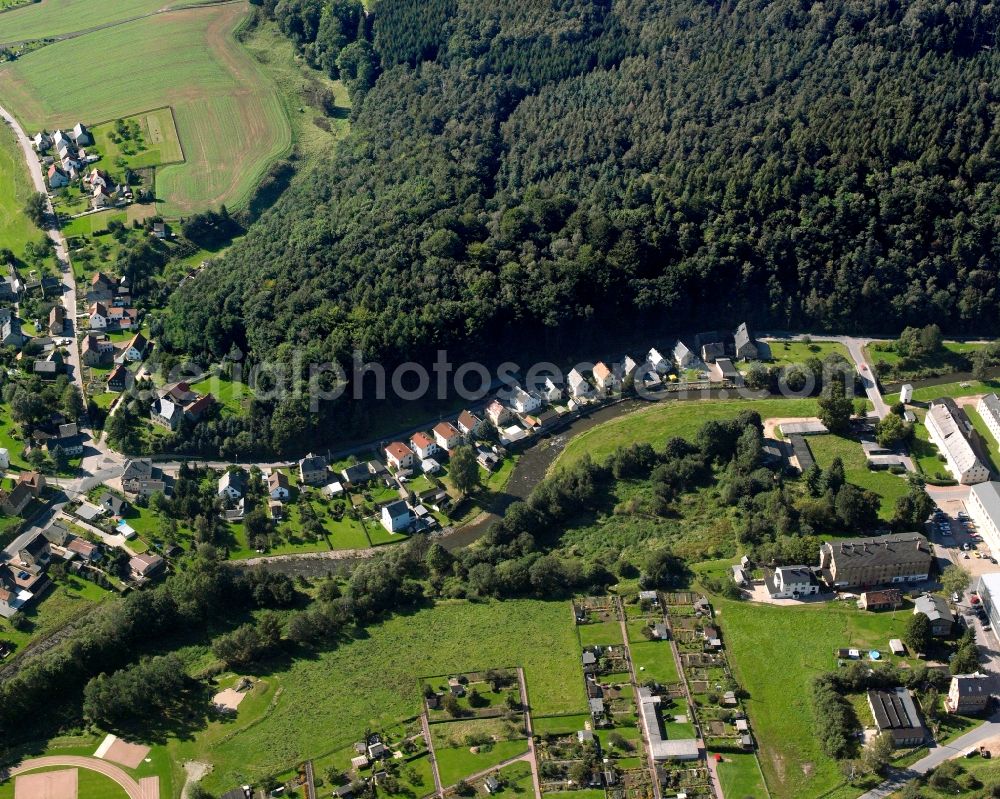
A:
[{"xmin": 926, "ymin": 505, "xmax": 999, "ymax": 575}]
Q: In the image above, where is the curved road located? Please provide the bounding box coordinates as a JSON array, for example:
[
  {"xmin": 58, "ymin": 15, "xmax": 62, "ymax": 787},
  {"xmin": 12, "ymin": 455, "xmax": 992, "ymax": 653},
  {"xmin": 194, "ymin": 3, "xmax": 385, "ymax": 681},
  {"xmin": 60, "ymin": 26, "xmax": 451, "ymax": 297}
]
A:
[
  {"xmin": 0, "ymin": 102, "xmax": 84, "ymax": 396},
  {"xmin": 6, "ymin": 755, "xmax": 157, "ymax": 799}
]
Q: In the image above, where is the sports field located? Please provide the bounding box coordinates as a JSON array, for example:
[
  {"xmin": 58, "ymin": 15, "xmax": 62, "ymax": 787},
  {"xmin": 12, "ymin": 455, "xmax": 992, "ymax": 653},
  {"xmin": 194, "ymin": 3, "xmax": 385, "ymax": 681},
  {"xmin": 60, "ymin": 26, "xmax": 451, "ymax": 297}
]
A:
[{"xmin": 0, "ymin": 2, "xmax": 292, "ymax": 216}]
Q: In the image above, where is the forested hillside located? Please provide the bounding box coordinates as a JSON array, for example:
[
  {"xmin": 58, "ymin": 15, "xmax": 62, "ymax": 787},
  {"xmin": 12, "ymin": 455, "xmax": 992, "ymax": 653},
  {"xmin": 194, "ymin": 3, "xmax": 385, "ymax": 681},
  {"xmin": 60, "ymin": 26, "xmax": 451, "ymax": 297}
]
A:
[{"xmin": 162, "ymin": 0, "xmax": 1000, "ymax": 452}]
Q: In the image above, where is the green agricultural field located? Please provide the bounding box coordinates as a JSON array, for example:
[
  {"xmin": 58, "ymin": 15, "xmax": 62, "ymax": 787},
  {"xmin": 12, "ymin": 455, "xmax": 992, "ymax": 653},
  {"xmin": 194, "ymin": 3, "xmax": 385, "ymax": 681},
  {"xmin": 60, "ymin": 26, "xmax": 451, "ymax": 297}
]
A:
[
  {"xmin": 0, "ymin": 2, "xmax": 291, "ymax": 216},
  {"xmin": 91, "ymin": 107, "xmax": 184, "ymax": 170},
  {"xmin": 805, "ymin": 434, "xmax": 910, "ymax": 519},
  {"xmin": 866, "ymin": 340, "xmax": 987, "ymax": 377},
  {"xmin": 554, "ymin": 398, "xmax": 821, "ymax": 470},
  {"xmin": 177, "ymin": 600, "xmax": 587, "ymax": 794},
  {"xmin": 712, "ymin": 597, "xmax": 918, "ymax": 799},
  {"xmin": 0, "ymin": 122, "xmax": 40, "ymax": 256},
  {"xmin": 716, "ymin": 753, "xmax": 768, "ymax": 799},
  {"xmin": 0, "ymin": 0, "xmax": 219, "ymax": 44}
]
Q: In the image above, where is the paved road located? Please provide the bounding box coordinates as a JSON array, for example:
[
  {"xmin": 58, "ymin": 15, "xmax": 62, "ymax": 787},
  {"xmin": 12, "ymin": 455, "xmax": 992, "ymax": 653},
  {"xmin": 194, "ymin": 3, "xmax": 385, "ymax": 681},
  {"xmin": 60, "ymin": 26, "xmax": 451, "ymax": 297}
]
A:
[
  {"xmin": 857, "ymin": 713, "xmax": 1000, "ymax": 799},
  {"xmin": 5, "ymin": 755, "xmax": 158, "ymax": 799},
  {"xmin": 0, "ymin": 102, "xmax": 84, "ymax": 397}
]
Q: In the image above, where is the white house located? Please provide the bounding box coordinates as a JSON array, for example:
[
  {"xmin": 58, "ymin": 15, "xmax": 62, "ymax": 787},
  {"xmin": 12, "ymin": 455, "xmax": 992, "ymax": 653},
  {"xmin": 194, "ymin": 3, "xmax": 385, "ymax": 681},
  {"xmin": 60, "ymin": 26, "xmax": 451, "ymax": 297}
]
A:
[
  {"xmin": 648, "ymin": 347, "xmax": 670, "ymax": 374},
  {"xmin": 432, "ymin": 421, "xmax": 463, "ymax": 451},
  {"xmin": 52, "ymin": 130, "xmax": 71, "ymax": 150},
  {"xmin": 567, "ymin": 368, "xmax": 594, "ymax": 400},
  {"xmin": 509, "ymin": 386, "xmax": 542, "ymax": 414},
  {"xmin": 622, "ymin": 356, "xmax": 639, "ymax": 380},
  {"xmin": 384, "ymin": 441, "xmax": 415, "ymax": 470},
  {"xmin": 47, "ymin": 165, "xmax": 69, "ymax": 189},
  {"xmin": 218, "ymin": 470, "xmax": 246, "ymax": 500},
  {"xmin": 122, "ymin": 332, "xmax": 148, "ymax": 362},
  {"xmin": 381, "ymin": 500, "xmax": 413, "ymax": 533},
  {"xmin": 87, "ymin": 302, "xmax": 109, "ymax": 329},
  {"xmin": 267, "ymin": 471, "xmax": 290, "ymax": 500},
  {"xmin": 539, "ymin": 377, "xmax": 563, "ymax": 402},
  {"xmin": 592, "ymin": 362, "xmax": 621, "ymax": 393},
  {"xmin": 766, "ymin": 565, "xmax": 819, "ymax": 599},
  {"xmin": 900, "ymin": 384, "xmax": 914, "ymax": 405},
  {"xmin": 925, "ymin": 400, "xmax": 990, "ymax": 485},
  {"xmin": 977, "ymin": 394, "xmax": 1000, "ymax": 444},
  {"xmin": 410, "ymin": 432, "xmax": 439, "ymax": 460},
  {"xmin": 967, "ymin": 481, "xmax": 1000, "ymax": 558},
  {"xmin": 71, "ymin": 122, "xmax": 92, "ymax": 146},
  {"xmin": 456, "ymin": 410, "xmax": 481, "ymax": 436},
  {"xmin": 32, "ymin": 132, "xmax": 51, "ymax": 152},
  {"xmin": 673, "ymin": 340, "xmax": 695, "ymax": 369}
]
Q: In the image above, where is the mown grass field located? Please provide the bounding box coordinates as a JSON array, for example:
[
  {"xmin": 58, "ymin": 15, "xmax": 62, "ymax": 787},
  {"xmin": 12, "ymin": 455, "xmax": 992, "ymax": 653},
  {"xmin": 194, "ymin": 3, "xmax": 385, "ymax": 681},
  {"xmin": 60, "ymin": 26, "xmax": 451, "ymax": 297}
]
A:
[
  {"xmin": 91, "ymin": 107, "xmax": 184, "ymax": 169},
  {"xmin": 709, "ymin": 595, "xmax": 917, "ymax": 799},
  {"xmin": 173, "ymin": 600, "xmax": 587, "ymax": 793},
  {"xmin": 0, "ymin": 2, "xmax": 291, "ymax": 216},
  {"xmin": 762, "ymin": 339, "xmax": 851, "ymax": 368},
  {"xmin": 435, "ymin": 739, "xmax": 529, "ymax": 787},
  {"xmin": 805, "ymin": 434, "xmax": 910, "ymax": 519},
  {"xmin": 553, "ymin": 398, "xmax": 821, "ymax": 470},
  {"xmin": 716, "ymin": 753, "xmax": 768, "ymax": 799},
  {"xmin": 0, "ymin": 0, "xmax": 218, "ymax": 44},
  {"xmin": 0, "ymin": 122, "xmax": 39, "ymax": 256}
]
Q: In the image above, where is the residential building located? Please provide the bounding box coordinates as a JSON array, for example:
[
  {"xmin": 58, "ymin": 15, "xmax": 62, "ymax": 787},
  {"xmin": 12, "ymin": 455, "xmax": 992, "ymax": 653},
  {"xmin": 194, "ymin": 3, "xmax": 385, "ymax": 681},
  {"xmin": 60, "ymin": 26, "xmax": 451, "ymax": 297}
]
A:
[
  {"xmin": 701, "ymin": 341, "xmax": 726, "ymax": 363},
  {"xmin": 900, "ymin": 384, "xmax": 914, "ymax": 404},
  {"xmin": 978, "ymin": 573, "xmax": 1000, "ymax": 632},
  {"xmin": 341, "ymin": 462, "xmax": 372, "ymax": 487},
  {"xmin": 714, "ymin": 358, "xmax": 740, "ymax": 382},
  {"xmin": 980, "ymin": 394, "xmax": 1000, "ymax": 445},
  {"xmin": 485, "ymin": 399, "xmax": 512, "ymax": 427},
  {"xmin": 99, "ymin": 492, "xmax": 127, "ymax": 516},
  {"xmin": 913, "ymin": 593, "xmax": 954, "ymax": 636},
  {"xmin": 567, "ymin": 368, "xmax": 594, "ymax": 400},
  {"xmin": 733, "ymin": 323, "xmax": 757, "ymax": 360},
  {"xmin": 819, "ymin": 533, "xmax": 932, "ymax": 589},
  {"xmin": 385, "ymin": 442, "xmax": 416, "ymax": 471},
  {"xmin": 508, "ymin": 386, "xmax": 542, "ymax": 414},
  {"xmin": 967, "ymin": 481, "xmax": 1000, "ymax": 557},
  {"xmin": 121, "ymin": 458, "xmax": 168, "ymax": 497},
  {"xmin": 299, "ymin": 453, "xmax": 328, "ymax": 485},
  {"xmin": 637, "ymin": 687, "xmax": 699, "ymax": 761},
  {"xmin": 410, "ymin": 432, "xmax": 439, "ymax": 460},
  {"xmin": 945, "ymin": 673, "xmax": 997, "ymax": 714},
  {"xmin": 122, "ymin": 332, "xmax": 148, "ymax": 361},
  {"xmin": 858, "ymin": 589, "xmax": 903, "ymax": 612},
  {"xmin": 129, "ymin": 553, "xmax": 165, "ymax": 581},
  {"xmin": 71, "ymin": 122, "xmax": 92, "ymax": 146},
  {"xmin": 32, "ymin": 131, "xmax": 51, "ymax": 152},
  {"xmin": 81, "ymin": 333, "xmax": 113, "ymax": 366},
  {"xmin": 18, "ymin": 471, "xmax": 45, "ymax": 497},
  {"xmin": 106, "ymin": 363, "xmax": 129, "ymax": 392},
  {"xmin": 433, "ymin": 421, "xmax": 463, "ymax": 452},
  {"xmin": 764, "ymin": 565, "xmax": 819, "ymax": 599},
  {"xmin": 88, "ymin": 302, "xmax": 109, "ymax": 329},
  {"xmin": 924, "ymin": 399, "xmax": 989, "ymax": 485},
  {"xmin": 268, "ymin": 499, "xmax": 284, "ymax": 520},
  {"xmin": 17, "ymin": 534, "xmax": 50, "ymax": 568},
  {"xmin": 648, "ymin": 347, "xmax": 670, "ymax": 374},
  {"xmin": 538, "ymin": 377, "xmax": 562, "ymax": 402},
  {"xmin": 1, "ymin": 317, "xmax": 25, "ymax": 348},
  {"xmin": 268, "ymin": 472, "xmax": 290, "ymax": 500},
  {"xmin": 457, "ymin": 410, "xmax": 482, "ymax": 437},
  {"xmin": 673, "ymin": 340, "xmax": 694, "ymax": 369},
  {"xmin": 47, "ymin": 164, "xmax": 69, "ymax": 188},
  {"xmin": 592, "ymin": 362, "xmax": 620, "ymax": 393},
  {"xmin": 381, "ymin": 500, "xmax": 412, "ymax": 533},
  {"xmin": 218, "ymin": 470, "xmax": 247, "ymax": 500},
  {"xmin": 66, "ymin": 537, "xmax": 100, "ymax": 562},
  {"xmin": 49, "ymin": 305, "xmax": 65, "ymax": 336},
  {"xmin": 622, "ymin": 356, "xmax": 639, "ymax": 381},
  {"xmin": 867, "ymin": 688, "xmax": 926, "ymax": 748}
]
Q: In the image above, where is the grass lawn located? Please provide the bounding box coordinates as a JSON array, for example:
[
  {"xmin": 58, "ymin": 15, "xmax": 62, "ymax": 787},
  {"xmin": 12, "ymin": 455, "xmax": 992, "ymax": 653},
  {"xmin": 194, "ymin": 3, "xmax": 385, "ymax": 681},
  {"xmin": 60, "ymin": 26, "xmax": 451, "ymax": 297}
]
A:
[
  {"xmin": 60, "ymin": 211, "xmax": 127, "ymax": 237},
  {"xmin": 0, "ymin": 764, "xmax": 129, "ymax": 799},
  {"xmin": 190, "ymin": 376, "xmax": 252, "ymax": 417},
  {"xmin": 711, "ymin": 596, "xmax": 918, "ymax": 799},
  {"xmin": 884, "ymin": 379, "xmax": 1000, "ymax": 405},
  {"xmin": 629, "ymin": 640, "xmax": 680, "ymax": 685},
  {"xmin": 0, "ymin": 405, "xmax": 32, "ymax": 469},
  {"xmin": 805, "ymin": 434, "xmax": 910, "ymax": 519},
  {"xmin": 716, "ymin": 752, "xmax": 768, "ymax": 799},
  {"xmin": 910, "ymin": 416, "xmax": 953, "ymax": 481},
  {"xmin": 0, "ymin": 2, "xmax": 292, "ymax": 217},
  {"xmin": 0, "ymin": 575, "xmax": 113, "ymax": 655},
  {"xmin": 91, "ymin": 107, "xmax": 183, "ymax": 170},
  {"xmin": 485, "ymin": 760, "xmax": 534, "ymax": 799},
  {"xmin": 185, "ymin": 600, "xmax": 586, "ymax": 794},
  {"xmin": 434, "ymin": 739, "xmax": 529, "ymax": 787},
  {"xmin": 887, "ymin": 755, "xmax": 1000, "ymax": 797},
  {"xmin": 532, "ymin": 714, "xmax": 592, "ymax": 736},
  {"xmin": 763, "ymin": 340, "xmax": 851, "ymax": 368},
  {"xmin": 554, "ymin": 398, "xmax": 821, "ymax": 470},
  {"xmin": 0, "ymin": 122, "xmax": 40, "ymax": 258},
  {"xmin": 577, "ymin": 620, "xmax": 623, "ymax": 647}
]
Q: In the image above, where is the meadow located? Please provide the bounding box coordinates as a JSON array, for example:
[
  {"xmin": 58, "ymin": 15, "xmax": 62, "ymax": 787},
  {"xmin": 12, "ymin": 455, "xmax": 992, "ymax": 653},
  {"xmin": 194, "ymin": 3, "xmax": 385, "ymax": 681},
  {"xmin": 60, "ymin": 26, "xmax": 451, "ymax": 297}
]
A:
[
  {"xmin": 553, "ymin": 397, "xmax": 821, "ymax": 470},
  {"xmin": 172, "ymin": 599, "xmax": 588, "ymax": 793},
  {"xmin": 762, "ymin": 339, "xmax": 851, "ymax": 368},
  {"xmin": 91, "ymin": 108, "xmax": 184, "ymax": 170},
  {"xmin": 716, "ymin": 753, "xmax": 768, "ymax": 799},
  {"xmin": 709, "ymin": 595, "xmax": 917, "ymax": 799},
  {"xmin": 0, "ymin": 122, "xmax": 39, "ymax": 256},
  {"xmin": 0, "ymin": 2, "xmax": 291, "ymax": 216}
]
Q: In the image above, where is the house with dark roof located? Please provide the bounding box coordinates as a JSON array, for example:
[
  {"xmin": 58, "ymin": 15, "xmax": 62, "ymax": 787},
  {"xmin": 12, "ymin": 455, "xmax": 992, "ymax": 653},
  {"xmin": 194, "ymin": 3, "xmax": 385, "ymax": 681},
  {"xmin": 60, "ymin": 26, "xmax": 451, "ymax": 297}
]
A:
[
  {"xmin": 341, "ymin": 462, "xmax": 372, "ymax": 487},
  {"xmin": 945, "ymin": 673, "xmax": 997, "ymax": 715},
  {"xmin": 867, "ymin": 688, "xmax": 926, "ymax": 748},
  {"xmin": 218, "ymin": 469, "xmax": 247, "ymax": 500},
  {"xmin": 764, "ymin": 565, "xmax": 819, "ymax": 599},
  {"xmin": 913, "ymin": 593, "xmax": 954, "ymax": 636},
  {"xmin": 381, "ymin": 500, "xmax": 412, "ymax": 533},
  {"xmin": 858, "ymin": 589, "xmax": 903, "ymax": 612},
  {"xmin": 733, "ymin": 323, "xmax": 758, "ymax": 361},
  {"xmin": 299, "ymin": 453, "xmax": 328, "ymax": 485},
  {"xmin": 17, "ymin": 533, "xmax": 50, "ymax": 568}
]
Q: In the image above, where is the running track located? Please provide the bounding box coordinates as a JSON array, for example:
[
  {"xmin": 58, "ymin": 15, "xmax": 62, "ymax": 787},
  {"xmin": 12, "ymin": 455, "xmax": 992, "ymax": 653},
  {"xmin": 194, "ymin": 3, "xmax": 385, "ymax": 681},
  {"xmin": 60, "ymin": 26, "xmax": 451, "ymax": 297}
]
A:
[{"xmin": 6, "ymin": 755, "xmax": 159, "ymax": 799}]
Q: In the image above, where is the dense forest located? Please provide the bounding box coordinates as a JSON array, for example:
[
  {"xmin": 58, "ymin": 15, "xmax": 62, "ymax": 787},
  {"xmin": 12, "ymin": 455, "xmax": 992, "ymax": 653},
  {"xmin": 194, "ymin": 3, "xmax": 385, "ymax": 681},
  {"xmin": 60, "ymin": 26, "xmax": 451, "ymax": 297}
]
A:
[{"xmin": 163, "ymin": 0, "xmax": 1000, "ymax": 452}]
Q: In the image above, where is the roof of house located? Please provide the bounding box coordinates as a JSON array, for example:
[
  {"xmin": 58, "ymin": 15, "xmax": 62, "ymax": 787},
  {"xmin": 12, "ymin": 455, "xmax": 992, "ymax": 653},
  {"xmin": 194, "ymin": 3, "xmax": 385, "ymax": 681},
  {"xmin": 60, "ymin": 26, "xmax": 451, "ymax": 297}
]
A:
[
  {"xmin": 950, "ymin": 673, "xmax": 998, "ymax": 698},
  {"xmin": 386, "ymin": 441, "xmax": 414, "ymax": 460},
  {"xmin": 342, "ymin": 462, "xmax": 370, "ymax": 483},
  {"xmin": 125, "ymin": 332, "xmax": 148, "ymax": 353},
  {"xmin": 433, "ymin": 421, "xmax": 461, "ymax": 439},
  {"xmin": 457, "ymin": 410, "xmax": 480, "ymax": 430},
  {"xmin": 300, "ymin": 453, "xmax": 327, "ymax": 471},
  {"xmin": 18, "ymin": 471, "xmax": 43, "ymax": 491},
  {"xmin": 107, "ymin": 363, "xmax": 129, "ymax": 384},
  {"xmin": 914, "ymin": 593, "xmax": 954, "ymax": 624},
  {"xmin": 383, "ymin": 500, "xmax": 410, "ymax": 518},
  {"xmin": 20, "ymin": 533, "xmax": 48, "ymax": 556},
  {"xmin": 122, "ymin": 458, "xmax": 154, "ymax": 480},
  {"xmin": 268, "ymin": 471, "xmax": 289, "ymax": 491},
  {"xmin": 67, "ymin": 537, "xmax": 97, "ymax": 557},
  {"xmin": 734, "ymin": 323, "xmax": 753, "ymax": 350},
  {"xmin": 979, "ymin": 392, "xmax": 1000, "ymax": 423},
  {"xmin": 129, "ymin": 553, "xmax": 164, "ymax": 576},
  {"xmin": 568, "ymin": 368, "xmax": 588, "ymax": 388},
  {"xmin": 822, "ymin": 533, "xmax": 930, "ymax": 566},
  {"xmin": 673, "ymin": 340, "xmax": 692, "ymax": 360},
  {"xmin": 868, "ymin": 688, "xmax": 923, "ymax": 736},
  {"xmin": 861, "ymin": 589, "xmax": 903, "ymax": 605},
  {"xmin": 411, "ymin": 431, "xmax": 434, "ymax": 449},
  {"xmin": 220, "ymin": 470, "xmax": 247, "ymax": 493},
  {"xmin": 648, "ymin": 347, "xmax": 666, "ymax": 364},
  {"xmin": 593, "ymin": 362, "xmax": 613, "ymax": 383}
]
